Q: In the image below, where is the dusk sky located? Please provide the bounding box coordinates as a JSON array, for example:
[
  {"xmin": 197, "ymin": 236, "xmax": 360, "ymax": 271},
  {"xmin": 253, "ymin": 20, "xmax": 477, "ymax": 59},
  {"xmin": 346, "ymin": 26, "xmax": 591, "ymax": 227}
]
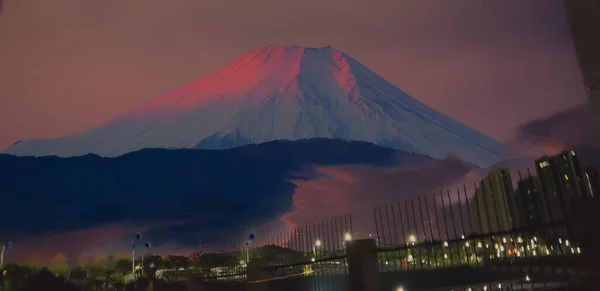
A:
[{"xmin": 0, "ymin": 0, "xmax": 589, "ymax": 151}]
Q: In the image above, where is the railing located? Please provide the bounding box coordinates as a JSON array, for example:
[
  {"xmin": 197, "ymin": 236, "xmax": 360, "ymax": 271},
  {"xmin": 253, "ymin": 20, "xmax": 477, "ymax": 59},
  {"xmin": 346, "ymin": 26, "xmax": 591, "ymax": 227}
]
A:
[{"xmin": 143, "ymin": 162, "xmax": 597, "ymax": 291}]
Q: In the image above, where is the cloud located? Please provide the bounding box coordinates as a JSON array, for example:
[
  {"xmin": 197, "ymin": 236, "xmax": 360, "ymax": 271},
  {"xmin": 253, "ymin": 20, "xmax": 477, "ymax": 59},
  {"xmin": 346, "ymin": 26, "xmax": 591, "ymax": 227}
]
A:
[
  {"xmin": 516, "ymin": 103, "xmax": 600, "ymax": 149},
  {"xmin": 280, "ymin": 156, "xmax": 476, "ymax": 238}
]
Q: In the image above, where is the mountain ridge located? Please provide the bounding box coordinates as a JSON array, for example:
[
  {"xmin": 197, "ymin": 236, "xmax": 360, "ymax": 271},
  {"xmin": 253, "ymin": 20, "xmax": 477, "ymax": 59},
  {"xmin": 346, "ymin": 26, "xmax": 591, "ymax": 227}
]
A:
[{"xmin": 0, "ymin": 139, "xmax": 468, "ymax": 242}]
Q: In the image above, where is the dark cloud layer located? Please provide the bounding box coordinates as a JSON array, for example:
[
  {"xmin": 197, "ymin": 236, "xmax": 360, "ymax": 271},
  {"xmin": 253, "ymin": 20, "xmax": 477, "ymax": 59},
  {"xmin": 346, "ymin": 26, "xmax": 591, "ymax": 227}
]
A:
[
  {"xmin": 0, "ymin": 0, "xmax": 587, "ymax": 150},
  {"xmin": 517, "ymin": 103, "xmax": 600, "ymax": 149}
]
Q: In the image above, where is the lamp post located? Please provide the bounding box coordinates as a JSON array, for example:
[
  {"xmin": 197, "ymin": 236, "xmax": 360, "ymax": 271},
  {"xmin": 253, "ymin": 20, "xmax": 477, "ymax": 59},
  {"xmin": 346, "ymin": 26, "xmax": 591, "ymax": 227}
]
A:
[
  {"xmin": 0, "ymin": 242, "xmax": 10, "ymax": 268},
  {"xmin": 142, "ymin": 242, "xmax": 151, "ymax": 275},
  {"xmin": 244, "ymin": 241, "xmax": 251, "ymax": 263},
  {"xmin": 245, "ymin": 233, "xmax": 255, "ymax": 263},
  {"xmin": 132, "ymin": 234, "xmax": 141, "ymax": 274}
]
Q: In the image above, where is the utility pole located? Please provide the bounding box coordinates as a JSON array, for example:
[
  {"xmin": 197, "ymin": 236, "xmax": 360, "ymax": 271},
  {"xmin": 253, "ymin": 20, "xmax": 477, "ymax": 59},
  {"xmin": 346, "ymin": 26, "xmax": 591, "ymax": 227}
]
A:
[
  {"xmin": 132, "ymin": 234, "xmax": 141, "ymax": 274},
  {"xmin": 0, "ymin": 242, "xmax": 10, "ymax": 268}
]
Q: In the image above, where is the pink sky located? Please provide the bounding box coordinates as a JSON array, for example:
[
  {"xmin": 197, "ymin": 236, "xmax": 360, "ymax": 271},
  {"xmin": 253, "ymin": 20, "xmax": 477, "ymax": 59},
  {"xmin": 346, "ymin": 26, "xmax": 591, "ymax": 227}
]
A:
[{"xmin": 0, "ymin": 0, "xmax": 588, "ymax": 150}]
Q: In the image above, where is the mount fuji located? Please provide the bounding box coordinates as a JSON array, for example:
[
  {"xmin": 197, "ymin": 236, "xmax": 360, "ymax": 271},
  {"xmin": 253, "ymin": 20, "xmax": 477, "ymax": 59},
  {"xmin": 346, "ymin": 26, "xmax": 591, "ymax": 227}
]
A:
[{"xmin": 4, "ymin": 45, "xmax": 516, "ymax": 167}]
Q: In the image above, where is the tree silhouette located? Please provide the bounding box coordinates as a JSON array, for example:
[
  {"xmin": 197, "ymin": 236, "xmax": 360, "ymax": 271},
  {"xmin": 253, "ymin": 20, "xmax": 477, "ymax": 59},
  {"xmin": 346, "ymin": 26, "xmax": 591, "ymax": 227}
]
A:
[
  {"xmin": 49, "ymin": 253, "xmax": 69, "ymax": 275},
  {"xmin": 164, "ymin": 254, "xmax": 189, "ymax": 270},
  {"xmin": 22, "ymin": 267, "xmax": 78, "ymax": 291},
  {"xmin": 143, "ymin": 255, "xmax": 163, "ymax": 273},
  {"xmin": 115, "ymin": 258, "xmax": 132, "ymax": 275}
]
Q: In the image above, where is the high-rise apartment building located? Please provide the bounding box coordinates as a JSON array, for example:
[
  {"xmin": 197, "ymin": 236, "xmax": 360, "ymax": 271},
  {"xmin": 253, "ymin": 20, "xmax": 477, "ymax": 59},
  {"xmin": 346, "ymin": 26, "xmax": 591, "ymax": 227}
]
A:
[
  {"xmin": 470, "ymin": 168, "xmax": 517, "ymax": 234},
  {"xmin": 535, "ymin": 150, "xmax": 590, "ymax": 224},
  {"xmin": 514, "ymin": 176, "xmax": 544, "ymax": 228}
]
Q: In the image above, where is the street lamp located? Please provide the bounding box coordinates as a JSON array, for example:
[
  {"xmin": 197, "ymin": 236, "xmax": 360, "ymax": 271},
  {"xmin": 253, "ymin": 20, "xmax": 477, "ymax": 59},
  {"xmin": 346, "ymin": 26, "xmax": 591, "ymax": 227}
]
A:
[
  {"xmin": 132, "ymin": 233, "xmax": 141, "ymax": 274},
  {"xmin": 408, "ymin": 235, "xmax": 416, "ymax": 245},
  {"xmin": 141, "ymin": 242, "xmax": 151, "ymax": 275},
  {"xmin": 243, "ymin": 233, "xmax": 256, "ymax": 264},
  {"xmin": 313, "ymin": 239, "xmax": 321, "ymax": 256},
  {"xmin": 244, "ymin": 240, "xmax": 251, "ymax": 263},
  {"xmin": 344, "ymin": 233, "xmax": 352, "ymax": 242},
  {"xmin": 1, "ymin": 242, "xmax": 11, "ymax": 268}
]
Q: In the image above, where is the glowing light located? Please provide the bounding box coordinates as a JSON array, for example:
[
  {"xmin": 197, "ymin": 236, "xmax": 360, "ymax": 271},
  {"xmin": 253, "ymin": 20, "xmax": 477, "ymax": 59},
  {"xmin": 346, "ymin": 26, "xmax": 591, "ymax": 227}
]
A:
[
  {"xmin": 565, "ymin": 240, "xmax": 570, "ymax": 247},
  {"xmin": 302, "ymin": 266, "xmax": 313, "ymax": 275},
  {"xmin": 526, "ymin": 275, "xmax": 531, "ymax": 282},
  {"xmin": 461, "ymin": 235, "xmax": 465, "ymax": 240},
  {"xmin": 443, "ymin": 241, "xmax": 449, "ymax": 247},
  {"xmin": 577, "ymin": 247, "xmax": 581, "ymax": 254},
  {"xmin": 465, "ymin": 242, "xmax": 470, "ymax": 247},
  {"xmin": 408, "ymin": 235, "xmax": 416, "ymax": 243},
  {"xmin": 311, "ymin": 258, "xmax": 316, "ymax": 262},
  {"xmin": 315, "ymin": 240, "xmax": 322, "ymax": 247},
  {"xmin": 477, "ymin": 242, "xmax": 483, "ymax": 248},
  {"xmin": 344, "ymin": 233, "xmax": 352, "ymax": 241},
  {"xmin": 443, "ymin": 254, "xmax": 448, "ymax": 259},
  {"xmin": 396, "ymin": 286, "xmax": 404, "ymax": 291}
]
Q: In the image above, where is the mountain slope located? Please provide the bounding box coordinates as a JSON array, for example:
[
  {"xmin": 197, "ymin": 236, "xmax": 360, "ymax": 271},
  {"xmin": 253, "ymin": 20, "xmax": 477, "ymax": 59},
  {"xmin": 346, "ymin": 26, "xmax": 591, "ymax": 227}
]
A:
[{"xmin": 4, "ymin": 45, "xmax": 517, "ymax": 167}]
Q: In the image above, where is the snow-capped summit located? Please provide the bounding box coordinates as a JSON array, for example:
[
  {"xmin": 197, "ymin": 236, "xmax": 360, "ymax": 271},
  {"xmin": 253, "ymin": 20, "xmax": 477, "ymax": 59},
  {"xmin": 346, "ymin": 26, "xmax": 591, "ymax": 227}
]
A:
[{"xmin": 4, "ymin": 45, "xmax": 517, "ymax": 167}]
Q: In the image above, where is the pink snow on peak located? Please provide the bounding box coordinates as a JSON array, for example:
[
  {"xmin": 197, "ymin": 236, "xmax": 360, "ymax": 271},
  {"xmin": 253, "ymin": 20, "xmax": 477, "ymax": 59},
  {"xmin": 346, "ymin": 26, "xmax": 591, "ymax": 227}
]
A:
[{"xmin": 125, "ymin": 45, "xmax": 356, "ymax": 118}]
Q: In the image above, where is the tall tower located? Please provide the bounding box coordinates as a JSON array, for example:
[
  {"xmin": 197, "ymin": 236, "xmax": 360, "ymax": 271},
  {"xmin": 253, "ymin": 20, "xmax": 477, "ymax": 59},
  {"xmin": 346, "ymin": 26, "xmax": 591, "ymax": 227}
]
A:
[{"xmin": 565, "ymin": 0, "xmax": 600, "ymax": 121}]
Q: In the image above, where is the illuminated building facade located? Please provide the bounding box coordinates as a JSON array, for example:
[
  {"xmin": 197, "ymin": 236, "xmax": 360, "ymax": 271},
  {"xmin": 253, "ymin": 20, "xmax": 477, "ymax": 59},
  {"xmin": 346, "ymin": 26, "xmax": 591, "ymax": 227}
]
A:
[{"xmin": 535, "ymin": 150, "xmax": 590, "ymax": 224}]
